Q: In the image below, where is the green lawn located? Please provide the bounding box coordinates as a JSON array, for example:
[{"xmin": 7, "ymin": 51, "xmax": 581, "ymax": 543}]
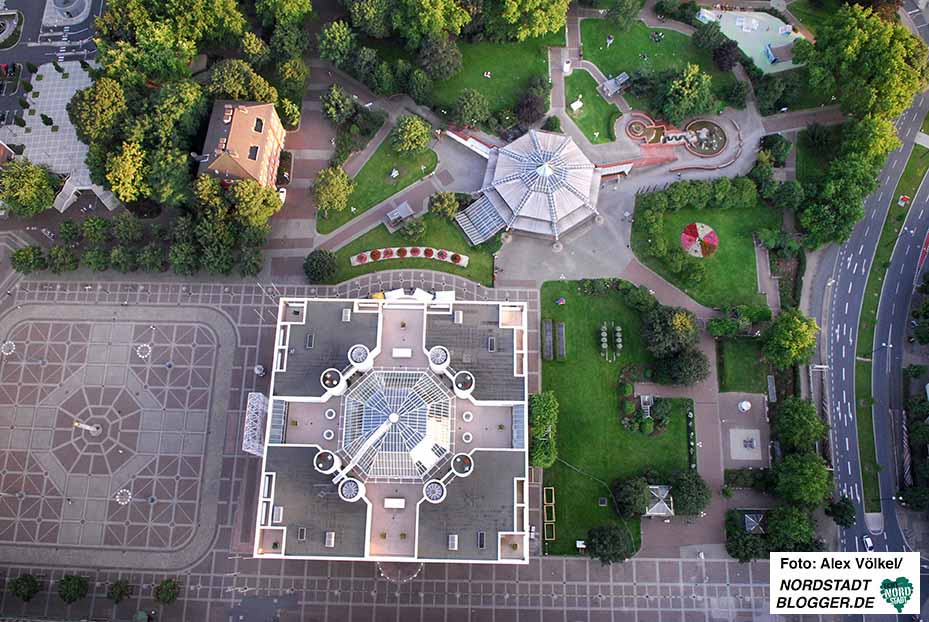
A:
[
  {"xmin": 776, "ymin": 66, "xmax": 834, "ymax": 112},
  {"xmin": 795, "ymin": 124, "xmax": 842, "ymax": 186},
  {"xmin": 631, "ymin": 204, "xmax": 781, "ymax": 309},
  {"xmin": 565, "ymin": 69, "xmax": 621, "ymax": 143},
  {"xmin": 579, "ymin": 19, "xmax": 737, "ymax": 116},
  {"xmin": 540, "ymin": 281, "xmax": 690, "ymax": 555},
  {"xmin": 855, "ymin": 361, "xmax": 881, "ymax": 513},
  {"xmin": 787, "ymin": 0, "xmax": 842, "ymax": 36},
  {"xmin": 431, "ymin": 30, "xmax": 565, "ymax": 114},
  {"xmin": 327, "ymin": 213, "xmax": 500, "ymax": 286},
  {"xmin": 316, "ymin": 137, "xmax": 438, "ymax": 234},
  {"xmin": 717, "ymin": 338, "xmax": 768, "ymax": 393}
]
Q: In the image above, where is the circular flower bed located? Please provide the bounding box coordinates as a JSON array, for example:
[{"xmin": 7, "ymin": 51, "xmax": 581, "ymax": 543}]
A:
[
  {"xmin": 451, "ymin": 253, "xmax": 461, "ymax": 264},
  {"xmin": 397, "ymin": 247, "xmax": 408, "ymax": 258},
  {"xmin": 382, "ymin": 248, "xmax": 394, "ymax": 259},
  {"xmin": 410, "ymin": 247, "xmax": 421, "ymax": 257},
  {"xmin": 437, "ymin": 250, "xmax": 448, "ymax": 260},
  {"xmin": 424, "ymin": 248, "xmax": 434, "ymax": 258},
  {"xmin": 370, "ymin": 249, "xmax": 381, "ymax": 261},
  {"xmin": 680, "ymin": 222, "xmax": 719, "ymax": 258},
  {"xmin": 355, "ymin": 253, "xmax": 367, "ymax": 264}
]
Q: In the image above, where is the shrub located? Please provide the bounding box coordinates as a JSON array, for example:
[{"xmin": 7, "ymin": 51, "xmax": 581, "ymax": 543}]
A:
[
  {"xmin": 303, "ymin": 249, "xmax": 337, "ymax": 283},
  {"xmin": 107, "ymin": 579, "xmax": 132, "ymax": 604},
  {"xmin": 10, "ymin": 574, "xmax": 41, "ymax": 602},
  {"xmin": 397, "ymin": 247, "xmax": 408, "ymax": 258},
  {"xmin": 153, "ymin": 579, "xmax": 179, "ymax": 605},
  {"xmin": 429, "ymin": 191, "xmax": 460, "ymax": 219},
  {"xmin": 622, "ymin": 400, "xmax": 636, "ymax": 416},
  {"xmin": 542, "ymin": 116, "xmax": 562, "ymax": 132},
  {"xmin": 639, "ymin": 417, "xmax": 653, "ymax": 434},
  {"xmin": 382, "ymin": 248, "xmax": 394, "ymax": 258},
  {"xmin": 621, "ymin": 383, "xmax": 634, "ymax": 397},
  {"xmin": 529, "ymin": 391, "xmax": 559, "ymax": 467},
  {"xmin": 401, "ymin": 217, "xmax": 426, "ymax": 242},
  {"xmin": 450, "ymin": 253, "xmax": 461, "ymax": 264},
  {"xmin": 58, "ymin": 575, "xmax": 89, "ymax": 604},
  {"xmin": 410, "ymin": 247, "xmax": 421, "ymax": 257}
]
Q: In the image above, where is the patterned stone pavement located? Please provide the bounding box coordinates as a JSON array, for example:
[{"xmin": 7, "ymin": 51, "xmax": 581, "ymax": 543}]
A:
[{"xmin": 0, "ymin": 273, "xmax": 782, "ymax": 622}]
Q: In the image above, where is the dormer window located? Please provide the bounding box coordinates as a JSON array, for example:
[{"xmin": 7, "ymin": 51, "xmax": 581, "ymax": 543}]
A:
[
  {"xmin": 254, "ymin": 118, "xmax": 264, "ymax": 133},
  {"xmin": 248, "ymin": 145, "xmax": 259, "ymax": 160}
]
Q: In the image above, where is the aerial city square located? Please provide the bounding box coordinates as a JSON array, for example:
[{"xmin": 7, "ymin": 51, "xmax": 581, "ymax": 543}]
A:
[{"xmin": 0, "ymin": 0, "xmax": 924, "ymax": 619}]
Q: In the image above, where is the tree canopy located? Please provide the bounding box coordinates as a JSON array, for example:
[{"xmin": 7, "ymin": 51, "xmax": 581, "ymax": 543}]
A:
[
  {"xmin": 671, "ymin": 471, "xmax": 711, "ymax": 515},
  {"xmin": 0, "ymin": 159, "xmax": 59, "ymax": 217},
  {"xmin": 762, "ymin": 308, "xmax": 819, "ymax": 370},
  {"xmin": 774, "ymin": 453, "xmax": 832, "ymax": 507},
  {"xmin": 484, "ymin": 0, "xmax": 571, "ymax": 41},
  {"xmin": 67, "ymin": 77, "xmax": 127, "ymax": 144},
  {"xmin": 765, "ymin": 505, "xmax": 817, "ymax": 552},
  {"xmin": 586, "ymin": 524, "xmax": 634, "ymax": 564},
  {"xmin": 304, "ymin": 249, "xmax": 337, "ymax": 283},
  {"xmin": 390, "ymin": 0, "xmax": 470, "ymax": 49},
  {"xmin": 314, "ymin": 166, "xmax": 354, "ymax": 215},
  {"xmin": 773, "ymin": 397, "xmax": 827, "ymax": 452},
  {"xmin": 659, "ymin": 64, "xmax": 714, "ymax": 126},
  {"xmin": 391, "ymin": 115, "xmax": 432, "ymax": 154},
  {"xmin": 612, "ymin": 476, "xmax": 650, "ymax": 519}
]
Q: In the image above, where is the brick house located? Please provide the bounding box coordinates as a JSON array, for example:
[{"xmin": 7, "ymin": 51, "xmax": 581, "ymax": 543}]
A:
[{"xmin": 198, "ymin": 101, "xmax": 285, "ymax": 188}]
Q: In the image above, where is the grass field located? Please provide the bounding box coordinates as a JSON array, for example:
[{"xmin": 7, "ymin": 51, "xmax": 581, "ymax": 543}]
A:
[
  {"xmin": 431, "ymin": 30, "xmax": 565, "ymax": 114},
  {"xmin": 718, "ymin": 338, "xmax": 768, "ymax": 393},
  {"xmin": 787, "ymin": 0, "xmax": 841, "ymax": 36},
  {"xmin": 795, "ymin": 125, "xmax": 842, "ymax": 186},
  {"xmin": 775, "ymin": 66, "xmax": 834, "ymax": 112},
  {"xmin": 540, "ymin": 281, "xmax": 690, "ymax": 555},
  {"xmin": 631, "ymin": 204, "xmax": 781, "ymax": 309},
  {"xmin": 579, "ymin": 19, "xmax": 738, "ymax": 114},
  {"xmin": 327, "ymin": 213, "xmax": 499, "ymax": 286},
  {"xmin": 565, "ymin": 69, "xmax": 621, "ymax": 143},
  {"xmin": 316, "ymin": 137, "xmax": 438, "ymax": 234},
  {"xmin": 855, "ymin": 360, "xmax": 881, "ymax": 512}
]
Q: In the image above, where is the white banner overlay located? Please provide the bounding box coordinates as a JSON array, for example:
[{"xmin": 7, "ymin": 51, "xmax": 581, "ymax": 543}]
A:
[{"xmin": 770, "ymin": 552, "xmax": 920, "ymax": 614}]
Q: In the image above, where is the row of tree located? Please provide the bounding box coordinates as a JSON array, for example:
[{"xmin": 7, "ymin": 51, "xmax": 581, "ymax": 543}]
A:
[{"xmin": 10, "ymin": 573, "xmax": 179, "ymax": 606}]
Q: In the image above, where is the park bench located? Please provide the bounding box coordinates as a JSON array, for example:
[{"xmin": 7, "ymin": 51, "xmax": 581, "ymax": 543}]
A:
[
  {"xmin": 556, "ymin": 322, "xmax": 566, "ymax": 360},
  {"xmin": 543, "ymin": 319, "xmax": 553, "ymax": 360}
]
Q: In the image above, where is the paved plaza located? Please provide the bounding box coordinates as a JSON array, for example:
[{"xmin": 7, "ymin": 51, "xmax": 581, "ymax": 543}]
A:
[{"xmin": 0, "ymin": 272, "xmax": 783, "ymax": 622}]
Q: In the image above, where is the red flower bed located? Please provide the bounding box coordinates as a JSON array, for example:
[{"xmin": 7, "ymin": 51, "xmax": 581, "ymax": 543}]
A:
[
  {"xmin": 450, "ymin": 253, "xmax": 461, "ymax": 264},
  {"xmin": 356, "ymin": 253, "xmax": 367, "ymax": 264},
  {"xmin": 437, "ymin": 250, "xmax": 448, "ymax": 260},
  {"xmin": 410, "ymin": 247, "xmax": 421, "ymax": 257},
  {"xmin": 424, "ymin": 248, "xmax": 434, "ymax": 258},
  {"xmin": 370, "ymin": 249, "xmax": 381, "ymax": 260},
  {"xmin": 397, "ymin": 247, "xmax": 408, "ymax": 258},
  {"xmin": 382, "ymin": 248, "xmax": 394, "ymax": 258}
]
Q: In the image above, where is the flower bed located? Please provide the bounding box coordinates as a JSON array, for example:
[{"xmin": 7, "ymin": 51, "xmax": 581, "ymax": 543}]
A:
[{"xmin": 351, "ymin": 246, "xmax": 469, "ymax": 267}]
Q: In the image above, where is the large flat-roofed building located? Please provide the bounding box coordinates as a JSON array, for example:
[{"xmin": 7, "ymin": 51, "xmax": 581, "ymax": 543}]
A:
[
  {"xmin": 251, "ymin": 292, "xmax": 530, "ymax": 564},
  {"xmin": 199, "ymin": 101, "xmax": 285, "ymax": 188}
]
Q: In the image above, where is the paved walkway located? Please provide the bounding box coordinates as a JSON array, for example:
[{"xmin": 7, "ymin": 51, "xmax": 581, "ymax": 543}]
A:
[
  {"xmin": 755, "ymin": 240, "xmax": 782, "ymax": 314},
  {"xmin": 761, "ymin": 105, "xmax": 845, "ymax": 133}
]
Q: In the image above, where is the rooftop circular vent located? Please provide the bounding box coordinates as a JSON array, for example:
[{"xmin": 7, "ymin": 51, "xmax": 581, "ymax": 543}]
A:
[
  {"xmin": 451, "ymin": 453, "xmax": 474, "ymax": 477},
  {"xmin": 339, "ymin": 478, "xmax": 365, "ymax": 502},
  {"xmin": 321, "ymin": 368, "xmax": 343, "ymax": 390},
  {"xmin": 428, "ymin": 345, "xmax": 450, "ymax": 375},
  {"xmin": 314, "ymin": 450, "xmax": 340, "ymax": 474},
  {"xmin": 349, "ymin": 344, "xmax": 370, "ymax": 365},
  {"xmin": 453, "ymin": 370, "xmax": 475, "ymax": 398},
  {"xmin": 423, "ymin": 479, "xmax": 447, "ymax": 504}
]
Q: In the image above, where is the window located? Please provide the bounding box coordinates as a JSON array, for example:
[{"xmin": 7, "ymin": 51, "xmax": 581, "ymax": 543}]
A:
[
  {"xmin": 305, "ymin": 333, "xmax": 315, "ymax": 349},
  {"xmin": 487, "ymin": 336, "xmax": 496, "ymax": 353},
  {"xmin": 254, "ymin": 118, "xmax": 264, "ymax": 133},
  {"xmin": 248, "ymin": 145, "xmax": 259, "ymax": 160},
  {"xmin": 296, "ymin": 527, "xmax": 306, "ymax": 541},
  {"xmin": 477, "ymin": 531, "xmax": 486, "ymax": 549}
]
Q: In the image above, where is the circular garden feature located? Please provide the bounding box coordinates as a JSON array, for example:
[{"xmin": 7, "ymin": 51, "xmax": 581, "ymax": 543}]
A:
[
  {"xmin": 680, "ymin": 222, "xmax": 719, "ymax": 258},
  {"xmin": 684, "ymin": 120, "xmax": 727, "ymax": 157}
]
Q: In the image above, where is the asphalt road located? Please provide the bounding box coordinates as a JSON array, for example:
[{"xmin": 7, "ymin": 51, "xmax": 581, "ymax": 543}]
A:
[
  {"xmin": 818, "ymin": 0, "xmax": 929, "ymax": 612},
  {"xmin": 0, "ymin": 0, "xmax": 104, "ymax": 67}
]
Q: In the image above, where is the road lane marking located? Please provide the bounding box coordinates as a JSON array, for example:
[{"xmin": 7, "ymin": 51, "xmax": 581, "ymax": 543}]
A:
[
  {"xmin": 844, "ymin": 302, "xmax": 849, "ymax": 314},
  {"xmin": 858, "ymin": 244, "xmax": 865, "ymax": 255},
  {"xmin": 842, "ymin": 368, "xmax": 846, "ymax": 381},
  {"xmin": 845, "ymin": 437, "xmax": 850, "ymax": 451},
  {"xmin": 848, "ymin": 282, "xmax": 853, "ymax": 294},
  {"xmin": 848, "ymin": 461, "xmax": 852, "ymax": 475},
  {"xmin": 853, "ymin": 262, "xmax": 859, "ymax": 274}
]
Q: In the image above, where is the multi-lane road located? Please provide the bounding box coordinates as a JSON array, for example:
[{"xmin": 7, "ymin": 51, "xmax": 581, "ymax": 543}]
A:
[{"xmin": 817, "ymin": 0, "xmax": 929, "ymax": 607}]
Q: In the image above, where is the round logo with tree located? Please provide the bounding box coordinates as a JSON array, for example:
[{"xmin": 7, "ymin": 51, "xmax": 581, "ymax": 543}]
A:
[{"xmin": 680, "ymin": 222, "xmax": 719, "ymax": 258}]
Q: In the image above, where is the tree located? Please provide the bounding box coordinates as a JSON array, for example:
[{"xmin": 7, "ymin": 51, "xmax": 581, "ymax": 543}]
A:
[
  {"xmin": 654, "ymin": 347, "xmax": 710, "ymax": 386},
  {"xmin": 905, "ymin": 364, "xmax": 928, "ymax": 378},
  {"xmin": 113, "ymin": 212, "xmax": 143, "ymax": 245},
  {"xmin": 106, "ymin": 141, "xmax": 150, "ymax": 204},
  {"xmin": 765, "ymin": 505, "xmax": 816, "ymax": 552},
  {"xmin": 154, "ymin": 579, "xmax": 179, "ymax": 605},
  {"xmin": 516, "ymin": 91, "xmax": 546, "ymax": 125},
  {"xmin": 147, "ymin": 79, "xmax": 208, "ymax": 146},
  {"xmin": 169, "ymin": 242, "xmax": 199, "ymax": 275},
  {"xmin": 406, "ymin": 68, "xmax": 434, "ymax": 105},
  {"xmin": 230, "ymin": 179, "xmax": 282, "ymax": 227},
  {"xmin": 453, "ymin": 89, "xmax": 490, "ymax": 127},
  {"xmin": 110, "ymin": 246, "xmax": 137, "ymax": 272},
  {"xmin": 390, "ymin": 0, "xmax": 470, "ymax": 49},
  {"xmin": 901, "ymin": 485, "xmax": 929, "ymax": 511},
  {"xmin": 774, "ymin": 453, "xmax": 832, "ymax": 507},
  {"xmin": 586, "ymin": 524, "xmax": 634, "ymax": 564},
  {"xmin": 773, "ymin": 397, "xmax": 827, "ymax": 452},
  {"xmin": 0, "ymin": 158, "xmax": 58, "ymax": 217},
  {"xmin": 242, "ymin": 31, "xmax": 270, "ymax": 67},
  {"xmin": 138, "ymin": 242, "xmax": 167, "ymax": 272},
  {"xmin": 841, "ymin": 116, "xmax": 901, "ymax": 164},
  {"xmin": 607, "ymin": 0, "xmax": 642, "ymax": 31},
  {"xmin": 484, "ymin": 0, "xmax": 571, "ymax": 41},
  {"xmin": 430, "ymin": 192, "xmax": 460, "ymax": 218},
  {"xmin": 643, "ymin": 305, "xmax": 698, "ymax": 357},
  {"xmin": 11, "ymin": 246, "xmax": 46, "ymax": 273},
  {"xmin": 417, "ymin": 36, "xmax": 462, "ymax": 81},
  {"xmin": 318, "ymin": 21, "xmax": 356, "ymax": 68},
  {"xmin": 275, "ymin": 57, "xmax": 309, "ymax": 103},
  {"xmin": 240, "ymin": 247, "xmax": 264, "ymax": 276},
  {"xmin": 350, "ymin": 0, "xmax": 392, "ymax": 38},
  {"xmin": 391, "ymin": 115, "xmax": 431, "ymax": 154},
  {"xmin": 713, "ymin": 40, "xmax": 740, "ymax": 71},
  {"xmin": 762, "ymin": 134, "xmax": 792, "ymax": 167},
  {"xmin": 529, "ymin": 391, "xmax": 559, "ymax": 468},
  {"xmin": 196, "ymin": 208, "xmax": 236, "ymax": 275},
  {"xmin": 58, "ymin": 220, "xmax": 80, "ymax": 245},
  {"xmin": 83, "ymin": 246, "xmax": 110, "ymax": 272},
  {"xmin": 303, "ymin": 249, "xmax": 337, "ymax": 283},
  {"xmin": 910, "ymin": 421, "xmax": 929, "ymax": 445},
  {"xmin": 671, "ymin": 471, "xmax": 710, "ymax": 515},
  {"xmin": 67, "ymin": 77, "xmax": 127, "ymax": 144},
  {"xmin": 762, "ymin": 308, "xmax": 819, "ymax": 369},
  {"xmin": 322, "ymin": 84, "xmax": 355, "ymax": 125},
  {"xmin": 208, "ymin": 59, "xmax": 278, "ymax": 103},
  {"xmin": 81, "ymin": 216, "xmax": 111, "ymax": 245},
  {"xmin": 659, "ymin": 64, "xmax": 714, "ymax": 126},
  {"xmin": 773, "ymin": 180, "xmax": 804, "ymax": 213},
  {"xmin": 10, "ymin": 574, "xmax": 41, "ymax": 602},
  {"xmin": 58, "ymin": 575, "xmax": 89, "ymax": 604},
  {"xmin": 612, "ymin": 476, "xmax": 650, "ymax": 518},
  {"xmin": 693, "ymin": 20, "xmax": 725, "ymax": 49},
  {"xmin": 256, "ymin": 0, "xmax": 312, "ymax": 27},
  {"xmin": 47, "ymin": 246, "xmax": 79, "ymax": 273},
  {"xmin": 147, "ymin": 147, "xmax": 192, "ymax": 208},
  {"xmin": 825, "ymin": 496, "xmax": 856, "ymax": 528},
  {"xmin": 793, "ymin": 4, "xmax": 928, "ymax": 120},
  {"xmin": 313, "ymin": 166, "xmax": 354, "ymax": 215},
  {"xmin": 106, "ymin": 579, "xmax": 132, "ymax": 604}
]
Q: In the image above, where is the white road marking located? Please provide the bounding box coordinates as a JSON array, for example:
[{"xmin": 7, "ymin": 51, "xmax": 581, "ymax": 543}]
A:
[
  {"xmin": 845, "ymin": 302, "xmax": 849, "ymax": 314},
  {"xmin": 848, "ymin": 461, "xmax": 852, "ymax": 475},
  {"xmin": 853, "ymin": 262, "xmax": 859, "ymax": 274},
  {"xmin": 845, "ymin": 437, "xmax": 850, "ymax": 451},
  {"xmin": 848, "ymin": 282, "xmax": 853, "ymax": 294},
  {"xmin": 843, "ymin": 390, "xmax": 847, "ymax": 402},
  {"xmin": 858, "ymin": 244, "xmax": 865, "ymax": 255},
  {"xmin": 842, "ymin": 367, "xmax": 846, "ymax": 381}
]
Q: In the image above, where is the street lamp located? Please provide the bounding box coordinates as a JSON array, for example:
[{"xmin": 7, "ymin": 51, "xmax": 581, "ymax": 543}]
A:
[{"xmin": 871, "ymin": 342, "xmax": 892, "ymax": 354}]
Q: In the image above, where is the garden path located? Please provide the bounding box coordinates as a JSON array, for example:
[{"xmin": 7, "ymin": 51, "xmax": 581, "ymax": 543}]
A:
[
  {"xmin": 761, "ymin": 104, "xmax": 844, "ymax": 132},
  {"xmin": 755, "ymin": 239, "xmax": 782, "ymax": 313}
]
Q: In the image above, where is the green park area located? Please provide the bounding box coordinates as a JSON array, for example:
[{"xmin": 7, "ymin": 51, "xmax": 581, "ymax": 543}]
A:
[
  {"xmin": 787, "ymin": 0, "xmax": 842, "ymax": 36},
  {"xmin": 328, "ymin": 213, "xmax": 500, "ymax": 286},
  {"xmin": 796, "ymin": 125, "xmax": 842, "ymax": 186},
  {"xmin": 540, "ymin": 280, "xmax": 690, "ymax": 555},
  {"xmin": 565, "ymin": 69, "xmax": 621, "ymax": 143},
  {"xmin": 316, "ymin": 138, "xmax": 438, "ymax": 234},
  {"xmin": 631, "ymin": 203, "xmax": 781, "ymax": 309},
  {"xmin": 717, "ymin": 338, "xmax": 768, "ymax": 393},
  {"xmin": 579, "ymin": 19, "xmax": 738, "ymax": 109}
]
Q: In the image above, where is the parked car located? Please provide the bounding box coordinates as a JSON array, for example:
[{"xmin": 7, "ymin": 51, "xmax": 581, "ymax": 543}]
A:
[
  {"xmin": 862, "ymin": 534, "xmax": 874, "ymax": 552},
  {"xmin": 277, "ymin": 187, "xmax": 286, "ymax": 205}
]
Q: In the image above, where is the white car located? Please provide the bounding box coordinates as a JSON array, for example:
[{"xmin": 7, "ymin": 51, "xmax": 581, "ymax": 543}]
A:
[
  {"xmin": 862, "ymin": 534, "xmax": 874, "ymax": 552},
  {"xmin": 278, "ymin": 187, "xmax": 287, "ymax": 205}
]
